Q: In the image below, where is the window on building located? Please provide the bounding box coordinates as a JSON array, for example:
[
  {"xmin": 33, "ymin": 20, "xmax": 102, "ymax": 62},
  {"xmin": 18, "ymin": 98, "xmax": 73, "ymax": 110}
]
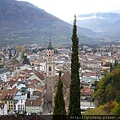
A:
[{"xmin": 49, "ymin": 66, "xmax": 52, "ymax": 71}]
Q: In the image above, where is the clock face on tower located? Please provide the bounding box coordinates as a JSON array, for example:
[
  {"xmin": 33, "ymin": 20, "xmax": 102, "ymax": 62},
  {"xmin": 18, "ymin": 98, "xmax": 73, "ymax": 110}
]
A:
[{"xmin": 48, "ymin": 58, "xmax": 52, "ymax": 61}]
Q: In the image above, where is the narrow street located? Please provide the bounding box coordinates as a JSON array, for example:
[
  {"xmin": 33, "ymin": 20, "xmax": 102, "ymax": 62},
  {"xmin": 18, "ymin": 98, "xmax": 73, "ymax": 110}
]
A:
[
  {"xmin": 42, "ymin": 93, "xmax": 53, "ymax": 115},
  {"xmin": 42, "ymin": 93, "xmax": 53, "ymax": 120}
]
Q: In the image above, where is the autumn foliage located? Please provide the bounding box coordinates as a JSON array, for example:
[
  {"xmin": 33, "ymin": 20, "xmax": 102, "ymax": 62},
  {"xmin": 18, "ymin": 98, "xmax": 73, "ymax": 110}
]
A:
[{"xmin": 92, "ymin": 66, "xmax": 120, "ymax": 115}]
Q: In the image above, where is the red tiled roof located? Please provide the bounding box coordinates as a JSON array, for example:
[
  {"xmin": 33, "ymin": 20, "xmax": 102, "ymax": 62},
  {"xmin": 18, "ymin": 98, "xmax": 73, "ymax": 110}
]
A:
[
  {"xmin": 81, "ymin": 88, "xmax": 93, "ymax": 96},
  {"xmin": 32, "ymin": 90, "xmax": 43, "ymax": 99},
  {"xmin": 30, "ymin": 79, "xmax": 40, "ymax": 84},
  {"xmin": 25, "ymin": 99, "xmax": 42, "ymax": 106},
  {"xmin": 61, "ymin": 71, "xmax": 71, "ymax": 88},
  {"xmin": 0, "ymin": 90, "xmax": 8, "ymax": 100},
  {"xmin": 34, "ymin": 71, "xmax": 45, "ymax": 80},
  {"xmin": 84, "ymin": 89, "xmax": 90, "ymax": 93},
  {"xmin": 36, "ymin": 86, "xmax": 45, "ymax": 92},
  {"xmin": 27, "ymin": 84, "xmax": 35, "ymax": 89},
  {"xmin": 83, "ymin": 72, "xmax": 97, "ymax": 77},
  {"xmin": 7, "ymin": 80, "xmax": 16, "ymax": 87},
  {"xmin": 0, "ymin": 87, "xmax": 18, "ymax": 100}
]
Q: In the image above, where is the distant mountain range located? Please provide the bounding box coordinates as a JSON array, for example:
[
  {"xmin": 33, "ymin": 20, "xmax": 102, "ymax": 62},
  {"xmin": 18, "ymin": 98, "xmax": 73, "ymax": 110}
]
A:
[
  {"xmin": 75, "ymin": 13, "xmax": 120, "ymax": 38},
  {"xmin": 1, "ymin": 0, "xmax": 120, "ymax": 46},
  {"xmin": 76, "ymin": 13, "xmax": 120, "ymax": 32},
  {"xmin": 0, "ymin": 0, "xmax": 96, "ymax": 46}
]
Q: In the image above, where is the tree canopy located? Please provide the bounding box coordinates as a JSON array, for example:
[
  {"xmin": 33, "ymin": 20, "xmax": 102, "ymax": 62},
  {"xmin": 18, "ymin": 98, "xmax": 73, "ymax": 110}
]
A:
[
  {"xmin": 53, "ymin": 71, "xmax": 66, "ymax": 120},
  {"xmin": 22, "ymin": 55, "xmax": 30, "ymax": 65},
  {"xmin": 69, "ymin": 15, "xmax": 81, "ymax": 116},
  {"xmin": 94, "ymin": 67, "xmax": 120, "ymax": 105}
]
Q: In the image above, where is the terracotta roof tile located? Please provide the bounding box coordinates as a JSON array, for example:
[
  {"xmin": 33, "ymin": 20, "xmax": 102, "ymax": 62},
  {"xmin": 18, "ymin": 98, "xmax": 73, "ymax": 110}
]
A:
[
  {"xmin": 30, "ymin": 79, "xmax": 40, "ymax": 84},
  {"xmin": 81, "ymin": 88, "xmax": 93, "ymax": 96},
  {"xmin": 61, "ymin": 71, "xmax": 71, "ymax": 88},
  {"xmin": 25, "ymin": 99, "xmax": 42, "ymax": 106},
  {"xmin": 27, "ymin": 84, "xmax": 35, "ymax": 89},
  {"xmin": 34, "ymin": 70, "xmax": 45, "ymax": 80},
  {"xmin": 0, "ymin": 87, "xmax": 18, "ymax": 100},
  {"xmin": 7, "ymin": 80, "xmax": 16, "ymax": 87},
  {"xmin": 36, "ymin": 86, "xmax": 45, "ymax": 92},
  {"xmin": 32, "ymin": 91, "xmax": 43, "ymax": 99}
]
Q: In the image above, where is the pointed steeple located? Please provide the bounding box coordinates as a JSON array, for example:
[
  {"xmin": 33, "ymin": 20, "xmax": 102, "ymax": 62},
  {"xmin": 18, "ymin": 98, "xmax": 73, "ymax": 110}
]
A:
[{"xmin": 47, "ymin": 40, "xmax": 53, "ymax": 50}]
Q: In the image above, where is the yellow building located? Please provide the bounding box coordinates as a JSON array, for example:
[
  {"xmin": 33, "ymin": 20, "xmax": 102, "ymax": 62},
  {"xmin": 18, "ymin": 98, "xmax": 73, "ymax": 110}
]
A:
[{"xmin": 0, "ymin": 87, "xmax": 18, "ymax": 112}]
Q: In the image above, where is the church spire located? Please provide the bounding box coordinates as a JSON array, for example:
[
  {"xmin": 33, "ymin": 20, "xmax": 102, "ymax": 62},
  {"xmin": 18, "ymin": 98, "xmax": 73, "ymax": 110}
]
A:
[{"xmin": 47, "ymin": 40, "xmax": 53, "ymax": 50}]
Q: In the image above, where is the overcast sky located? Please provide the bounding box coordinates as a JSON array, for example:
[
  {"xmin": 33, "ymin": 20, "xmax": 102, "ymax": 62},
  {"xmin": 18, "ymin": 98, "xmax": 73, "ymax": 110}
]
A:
[{"xmin": 19, "ymin": 0, "xmax": 120, "ymax": 22}]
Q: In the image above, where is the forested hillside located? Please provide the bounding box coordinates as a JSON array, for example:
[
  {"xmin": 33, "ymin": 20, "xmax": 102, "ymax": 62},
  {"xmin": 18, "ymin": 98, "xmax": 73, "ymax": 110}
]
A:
[{"xmin": 83, "ymin": 65, "xmax": 120, "ymax": 115}]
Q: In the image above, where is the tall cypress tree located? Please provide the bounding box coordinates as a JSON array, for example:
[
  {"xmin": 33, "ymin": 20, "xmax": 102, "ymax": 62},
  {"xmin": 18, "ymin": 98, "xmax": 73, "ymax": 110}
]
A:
[
  {"xmin": 53, "ymin": 71, "xmax": 66, "ymax": 120},
  {"xmin": 69, "ymin": 15, "xmax": 81, "ymax": 116}
]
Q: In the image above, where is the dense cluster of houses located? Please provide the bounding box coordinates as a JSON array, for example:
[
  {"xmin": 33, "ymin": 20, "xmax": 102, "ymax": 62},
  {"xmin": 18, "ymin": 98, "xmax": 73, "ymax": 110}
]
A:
[
  {"xmin": 0, "ymin": 44, "xmax": 120, "ymax": 115},
  {"xmin": 0, "ymin": 64, "xmax": 45, "ymax": 115}
]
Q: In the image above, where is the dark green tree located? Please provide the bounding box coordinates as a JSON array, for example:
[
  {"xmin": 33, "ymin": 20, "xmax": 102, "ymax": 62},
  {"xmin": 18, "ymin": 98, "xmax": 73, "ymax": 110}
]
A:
[
  {"xmin": 94, "ymin": 67, "xmax": 120, "ymax": 106},
  {"xmin": 22, "ymin": 55, "xmax": 30, "ymax": 65},
  {"xmin": 53, "ymin": 71, "xmax": 66, "ymax": 120},
  {"xmin": 27, "ymin": 91, "xmax": 30, "ymax": 99},
  {"xmin": 114, "ymin": 59, "xmax": 118, "ymax": 67},
  {"xmin": 110, "ymin": 63, "xmax": 113, "ymax": 72},
  {"xmin": 69, "ymin": 15, "xmax": 81, "ymax": 116},
  {"xmin": 8, "ymin": 49, "xmax": 12, "ymax": 60}
]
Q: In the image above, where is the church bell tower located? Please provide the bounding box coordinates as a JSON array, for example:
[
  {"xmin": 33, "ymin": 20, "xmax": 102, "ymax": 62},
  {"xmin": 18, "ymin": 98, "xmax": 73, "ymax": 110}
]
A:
[{"xmin": 46, "ymin": 41, "xmax": 55, "ymax": 103}]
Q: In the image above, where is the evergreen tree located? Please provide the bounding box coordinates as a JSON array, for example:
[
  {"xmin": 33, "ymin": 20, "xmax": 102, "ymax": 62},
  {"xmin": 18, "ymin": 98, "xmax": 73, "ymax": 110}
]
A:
[
  {"xmin": 27, "ymin": 91, "xmax": 30, "ymax": 98},
  {"xmin": 110, "ymin": 63, "xmax": 113, "ymax": 72},
  {"xmin": 69, "ymin": 15, "xmax": 81, "ymax": 116},
  {"xmin": 114, "ymin": 59, "xmax": 118, "ymax": 67},
  {"xmin": 22, "ymin": 55, "xmax": 30, "ymax": 65},
  {"xmin": 53, "ymin": 71, "xmax": 66, "ymax": 120},
  {"xmin": 8, "ymin": 49, "xmax": 12, "ymax": 60},
  {"xmin": 110, "ymin": 60, "xmax": 119, "ymax": 72}
]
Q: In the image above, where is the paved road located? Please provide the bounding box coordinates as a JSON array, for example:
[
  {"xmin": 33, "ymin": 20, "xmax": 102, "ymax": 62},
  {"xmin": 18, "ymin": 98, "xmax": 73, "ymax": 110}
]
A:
[
  {"xmin": 42, "ymin": 93, "xmax": 53, "ymax": 115},
  {"xmin": 42, "ymin": 93, "xmax": 53, "ymax": 120},
  {"xmin": 42, "ymin": 102, "xmax": 49, "ymax": 115}
]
